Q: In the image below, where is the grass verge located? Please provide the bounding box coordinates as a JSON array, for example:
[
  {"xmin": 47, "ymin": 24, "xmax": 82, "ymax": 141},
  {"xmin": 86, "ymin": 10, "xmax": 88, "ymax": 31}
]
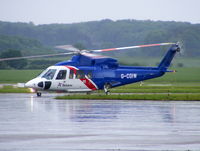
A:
[
  {"xmin": 0, "ymin": 86, "xmax": 30, "ymax": 93},
  {"xmin": 111, "ymin": 88, "xmax": 200, "ymax": 93},
  {"xmin": 56, "ymin": 94, "xmax": 200, "ymax": 101}
]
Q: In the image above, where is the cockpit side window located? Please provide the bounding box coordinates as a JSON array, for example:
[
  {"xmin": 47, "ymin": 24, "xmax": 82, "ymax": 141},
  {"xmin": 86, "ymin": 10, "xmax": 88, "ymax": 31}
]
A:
[
  {"xmin": 56, "ymin": 70, "xmax": 67, "ymax": 80},
  {"xmin": 42, "ymin": 69, "xmax": 57, "ymax": 80}
]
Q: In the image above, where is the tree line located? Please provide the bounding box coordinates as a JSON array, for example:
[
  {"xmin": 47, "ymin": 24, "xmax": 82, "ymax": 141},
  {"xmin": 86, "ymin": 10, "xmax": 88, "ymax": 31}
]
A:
[{"xmin": 0, "ymin": 19, "xmax": 200, "ymax": 69}]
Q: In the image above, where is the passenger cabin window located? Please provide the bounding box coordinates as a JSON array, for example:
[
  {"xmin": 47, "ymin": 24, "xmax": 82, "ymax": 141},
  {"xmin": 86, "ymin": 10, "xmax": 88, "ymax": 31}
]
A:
[
  {"xmin": 69, "ymin": 70, "xmax": 74, "ymax": 79},
  {"xmin": 76, "ymin": 70, "xmax": 85, "ymax": 79},
  {"xmin": 56, "ymin": 70, "xmax": 67, "ymax": 80},
  {"xmin": 75, "ymin": 70, "xmax": 92, "ymax": 79},
  {"xmin": 85, "ymin": 71, "xmax": 92, "ymax": 79},
  {"xmin": 42, "ymin": 69, "xmax": 57, "ymax": 80}
]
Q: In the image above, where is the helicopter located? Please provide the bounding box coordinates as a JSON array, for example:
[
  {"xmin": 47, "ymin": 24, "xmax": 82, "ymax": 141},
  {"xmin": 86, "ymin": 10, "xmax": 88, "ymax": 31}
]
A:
[{"xmin": 0, "ymin": 42, "xmax": 180, "ymax": 96}]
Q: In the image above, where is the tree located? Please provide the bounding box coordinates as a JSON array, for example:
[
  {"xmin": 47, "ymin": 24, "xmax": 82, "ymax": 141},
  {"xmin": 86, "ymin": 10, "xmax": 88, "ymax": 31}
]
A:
[{"xmin": 0, "ymin": 49, "xmax": 27, "ymax": 69}]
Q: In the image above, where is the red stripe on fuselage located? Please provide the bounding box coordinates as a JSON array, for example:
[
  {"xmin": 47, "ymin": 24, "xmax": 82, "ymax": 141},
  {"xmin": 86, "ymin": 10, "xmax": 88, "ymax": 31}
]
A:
[
  {"xmin": 80, "ymin": 78, "xmax": 97, "ymax": 90},
  {"xmin": 65, "ymin": 65, "xmax": 77, "ymax": 74},
  {"xmin": 64, "ymin": 65, "xmax": 97, "ymax": 91}
]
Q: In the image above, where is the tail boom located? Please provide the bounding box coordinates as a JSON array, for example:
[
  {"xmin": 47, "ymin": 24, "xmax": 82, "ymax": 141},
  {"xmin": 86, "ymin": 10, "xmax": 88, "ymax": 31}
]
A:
[{"xmin": 158, "ymin": 44, "xmax": 180, "ymax": 71}]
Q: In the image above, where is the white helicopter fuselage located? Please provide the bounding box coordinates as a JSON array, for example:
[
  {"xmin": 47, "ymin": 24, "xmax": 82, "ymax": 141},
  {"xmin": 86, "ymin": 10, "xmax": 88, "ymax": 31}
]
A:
[{"xmin": 25, "ymin": 65, "xmax": 98, "ymax": 93}]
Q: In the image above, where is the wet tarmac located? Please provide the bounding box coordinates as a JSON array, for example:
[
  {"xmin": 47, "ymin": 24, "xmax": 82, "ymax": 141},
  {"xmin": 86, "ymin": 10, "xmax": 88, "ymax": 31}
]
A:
[{"xmin": 0, "ymin": 93, "xmax": 200, "ymax": 151}]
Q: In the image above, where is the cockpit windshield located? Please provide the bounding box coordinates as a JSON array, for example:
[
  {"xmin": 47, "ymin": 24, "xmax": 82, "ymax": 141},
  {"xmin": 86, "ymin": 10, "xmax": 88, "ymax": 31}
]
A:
[
  {"xmin": 41, "ymin": 69, "xmax": 57, "ymax": 80},
  {"xmin": 37, "ymin": 69, "xmax": 48, "ymax": 78}
]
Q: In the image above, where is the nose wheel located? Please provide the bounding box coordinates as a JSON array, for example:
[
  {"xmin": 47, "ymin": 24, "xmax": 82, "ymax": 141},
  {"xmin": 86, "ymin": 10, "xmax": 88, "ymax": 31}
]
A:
[{"xmin": 36, "ymin": 92, "xmax": 42, "ymax": 97}]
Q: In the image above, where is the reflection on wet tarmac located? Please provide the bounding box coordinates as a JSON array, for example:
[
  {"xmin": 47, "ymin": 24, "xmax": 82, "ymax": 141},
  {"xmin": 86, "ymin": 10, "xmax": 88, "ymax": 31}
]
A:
[{"xmin": 0, "ymin": 93, "xmax": 200, "ymax": 151}]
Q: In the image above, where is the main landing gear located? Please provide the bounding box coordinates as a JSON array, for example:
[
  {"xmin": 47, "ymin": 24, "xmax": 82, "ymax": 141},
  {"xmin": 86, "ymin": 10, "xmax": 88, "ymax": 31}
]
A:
[
  {"xmin": 36, "ymin": 92, "xmax": 42, "ymax": 97},
  {"xmin": 104, "ymin": 83, "xmax": 111, "ymax": 95}
]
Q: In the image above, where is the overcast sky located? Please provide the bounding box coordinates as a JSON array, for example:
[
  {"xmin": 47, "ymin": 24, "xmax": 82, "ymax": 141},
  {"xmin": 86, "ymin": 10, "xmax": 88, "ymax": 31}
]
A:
[{"xmin": 0, "ymin": 0, "xmax": 199, "ymax": 25}]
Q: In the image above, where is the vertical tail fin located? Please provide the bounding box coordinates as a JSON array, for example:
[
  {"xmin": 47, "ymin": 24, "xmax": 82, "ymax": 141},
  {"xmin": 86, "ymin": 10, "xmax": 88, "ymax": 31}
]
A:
[{"xmin": 158, "ymin": 44, "xmax": 180, "ymax": 71}]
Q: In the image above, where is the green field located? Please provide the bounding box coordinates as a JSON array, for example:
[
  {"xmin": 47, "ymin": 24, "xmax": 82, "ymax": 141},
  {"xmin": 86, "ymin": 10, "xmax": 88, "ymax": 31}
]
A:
[
  {"xmin": 118, "ymin": 57, "xmax": 200, "ymax": 67},
  {"xmin": 0, "ymin": 67, "xmax": 199, "ymax": 84},
  {"xmin": 148, "ymin": 67, "xmax": 200, "ymax": 84},
  {"xmin": 0, "ymin": 86, "xmax": 30, "ymax": 93},
  {"xmin": 0, "ymin": 70, "xmax": 42, "ymax": 83}
]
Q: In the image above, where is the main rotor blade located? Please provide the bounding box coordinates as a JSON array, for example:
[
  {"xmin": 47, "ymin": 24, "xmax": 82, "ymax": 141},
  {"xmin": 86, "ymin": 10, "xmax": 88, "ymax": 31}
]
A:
[
  {"xmin": 55, "ymin": 45, "xmax": 80, "ymax": 52},
  {"xmin": 0, "ymin": 52, "xmax": 76, "ymax": 61},
  {"xmin": 91, "ymin": 42, "xmax": 175, "ymax": 52}
]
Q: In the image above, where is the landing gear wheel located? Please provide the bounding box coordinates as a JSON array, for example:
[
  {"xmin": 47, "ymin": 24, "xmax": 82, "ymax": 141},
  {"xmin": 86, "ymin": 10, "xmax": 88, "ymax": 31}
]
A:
[
  {"xmin": 86, "ymin": 92, "xmax": 92, "ymax": 95},
  {"xmin": 105, "ymin": 91, "xmax": 110, "ymax": 95},
  {"xmin": 36, "ymin": 92, "xmax": 42, "ymax": 97},
  {"xmin": 104, "ymin": 83, "xmax": 111, "ymax": 95}
]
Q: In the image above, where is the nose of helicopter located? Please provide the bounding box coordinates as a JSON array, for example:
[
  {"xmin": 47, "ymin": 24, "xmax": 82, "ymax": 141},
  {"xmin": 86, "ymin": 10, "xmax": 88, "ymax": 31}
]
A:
[
  {"xmin": 25, "ymin": 79, "xmax": 36, "ymax": 88},
  {"xmin": 25, "ymin": 78, "xmax": 40, "ymax": 88},
  {"xmin": 25, "ymin": 78, "xmax": 51, "ymax": 90}
]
